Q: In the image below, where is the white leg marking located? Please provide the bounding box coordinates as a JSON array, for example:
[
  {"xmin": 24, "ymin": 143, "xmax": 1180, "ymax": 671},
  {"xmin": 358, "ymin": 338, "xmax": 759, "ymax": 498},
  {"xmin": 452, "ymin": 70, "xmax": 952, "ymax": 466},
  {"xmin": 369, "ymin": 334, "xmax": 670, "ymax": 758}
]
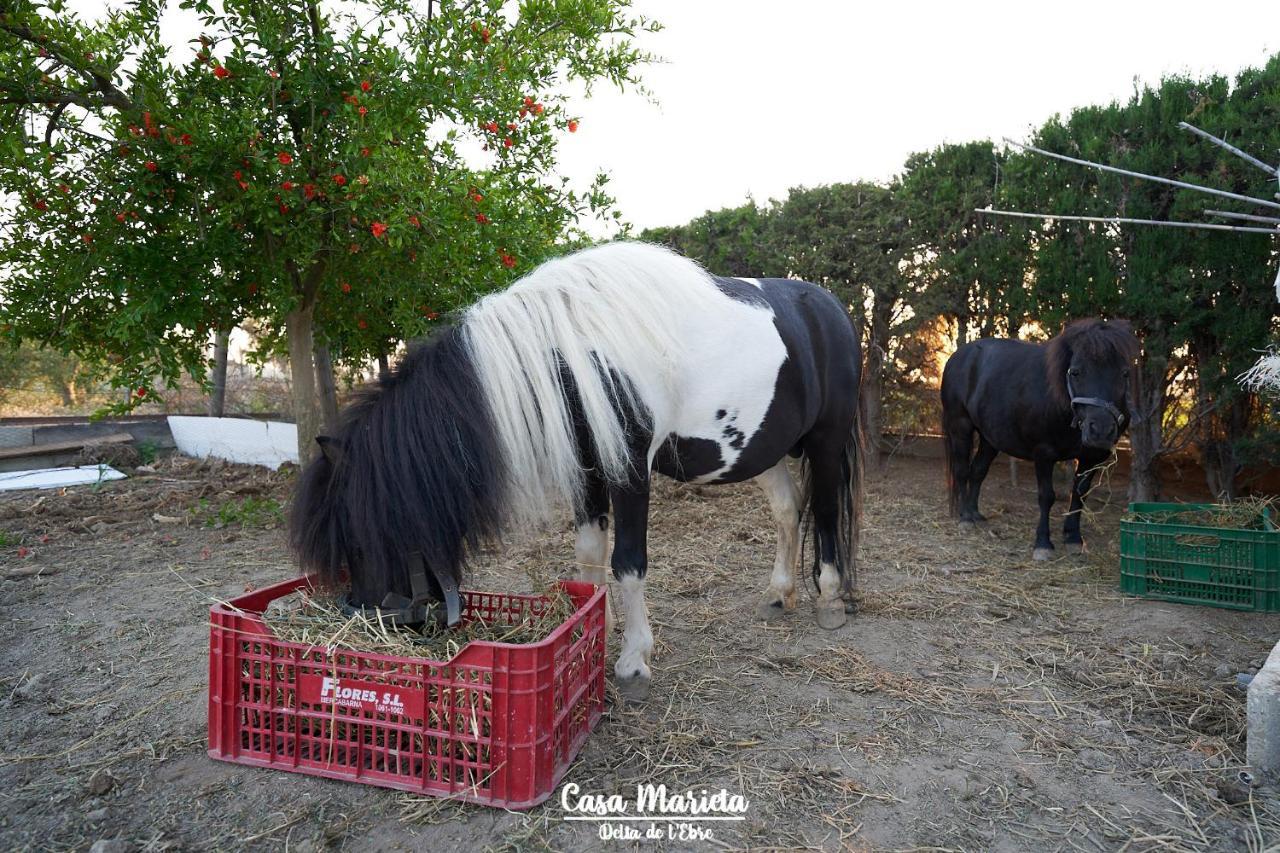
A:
[
  {"xmin": 614, "ymin": 574, "xmax": 653, "ymax": 681},
  {"xmin": 575, "ymin": 519, "xmax": 614, "ymax": 632},
  {"xmin": 817, "ymin": 561, "xmax": 841, "ymax": 603},
  {"xmin": 574, "ymin": 520, "xmax": 609, "ymax": 583},
  {"xmin": 815, "ymin": 560, "xmax": 847, "ymax": 629},
  {"xmin": 755, "ymin": 463, "xmax": 800, "ymax": 614}
]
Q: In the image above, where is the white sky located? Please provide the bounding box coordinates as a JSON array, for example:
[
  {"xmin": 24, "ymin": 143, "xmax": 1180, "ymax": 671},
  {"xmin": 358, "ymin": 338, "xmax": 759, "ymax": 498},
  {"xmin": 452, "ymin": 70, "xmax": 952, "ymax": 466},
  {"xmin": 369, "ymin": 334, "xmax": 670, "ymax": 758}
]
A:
[{"xmin": 560, "ymin": 0, "xmax": 1279, "ymax": 233}]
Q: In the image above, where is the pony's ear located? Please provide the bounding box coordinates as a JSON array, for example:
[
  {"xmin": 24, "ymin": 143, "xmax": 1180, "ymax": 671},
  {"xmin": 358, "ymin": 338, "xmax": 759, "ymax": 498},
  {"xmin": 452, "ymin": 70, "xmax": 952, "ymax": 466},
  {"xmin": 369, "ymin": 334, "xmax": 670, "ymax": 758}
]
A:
[{"xmin": 315, "ymin": 435, "xmax": 344, "ymax": 465}]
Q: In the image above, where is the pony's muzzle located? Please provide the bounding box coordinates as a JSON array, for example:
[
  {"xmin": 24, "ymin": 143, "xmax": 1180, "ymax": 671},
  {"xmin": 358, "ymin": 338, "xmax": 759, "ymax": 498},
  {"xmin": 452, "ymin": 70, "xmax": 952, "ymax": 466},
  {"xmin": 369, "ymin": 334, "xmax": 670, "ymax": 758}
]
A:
[{"xmin": 1080, "ymin": 414, "xmax": 1119, "ymax": 448}]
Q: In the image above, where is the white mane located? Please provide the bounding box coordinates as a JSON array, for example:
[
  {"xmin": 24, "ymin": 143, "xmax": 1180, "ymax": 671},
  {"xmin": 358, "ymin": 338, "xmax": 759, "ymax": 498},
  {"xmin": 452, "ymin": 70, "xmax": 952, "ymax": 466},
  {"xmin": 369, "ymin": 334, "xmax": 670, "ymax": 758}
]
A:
[{"xmin": 461, "ymin": 241, "xmax": 726, "ymax": 529}]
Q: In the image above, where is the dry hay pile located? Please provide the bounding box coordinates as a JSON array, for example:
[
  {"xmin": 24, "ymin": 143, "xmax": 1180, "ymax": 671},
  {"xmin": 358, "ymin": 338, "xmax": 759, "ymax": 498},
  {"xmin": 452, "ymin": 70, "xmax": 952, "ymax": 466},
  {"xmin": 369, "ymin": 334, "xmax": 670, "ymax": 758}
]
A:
[{"xmin": 261, "ymin": 579, "xmax": 576, "ymax": 661}]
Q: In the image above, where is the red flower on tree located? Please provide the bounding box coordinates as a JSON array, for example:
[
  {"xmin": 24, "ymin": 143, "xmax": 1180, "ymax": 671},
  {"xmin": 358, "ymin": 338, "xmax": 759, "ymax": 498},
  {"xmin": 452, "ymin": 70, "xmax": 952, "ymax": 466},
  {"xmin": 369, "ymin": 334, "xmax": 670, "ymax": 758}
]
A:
[
  {"xmin": 303, "ymin": 184, "xmax": 317, "ymax": 200},
  {"xmin": 470, "ymin": 191, "xmax": 483, "ymax": 203},
  {"xmin": 115, "ymin": 212, "xmax": 126, "ymax": 222},
  {"xmin": 524, "ymin": 96, "xmax": 534, "ymax": 108},
  {"xmin": 213, "ymin": 65, "xmax": 230, "ymax": 79},
  {"xmin": 358, "ymin": 106, "xmax": 367, "ymax": 117},
  {"xmin": 360, "ymin": 80, "xmax": 371, "ymax": 92},
  {"xmin": 341, "ymin": 282, "xmax": 351, "ymax": 293},
  {"xmin": 360, "ymin": 147, "xmax": 371, "ymax": 157},
  {"xmin": 180, "ymin": 133, "xmax": 192, "ymax": 145},
  {"xmin": 503, "ymin": 137, "xmax": 513, "ymax": 148},
  {"xmin": 33, "ymin": 199, "xmax": 47, "ymax": 211},
  {"xmin": 134, "ymin": 387, "xmax": 146, "ymax": 398},
  {"xmin": 485, "ymin": 120, "xmax": 498, "ymax": 134},
  {"xmin": 281, "ymin": 181, "xmax": 294, "ymax": 191},
  {"xmin": 145, "ymin": 161, "xmax": 157, "ymax": 172},
  {"xmin": 568, "ymin": 120, "xmax": 579, "ymax": 133},
  {"xmin": 500, "ymin": 252, "xmax": 516, "ymax": 269},
  {"xmin": 475, "ymin": 213, "xmax": 489, "ymax": 224},
  {"xmin": 408, "ymin": 215, "xmax": 420, "ymax": 227},
  {"xmin": 81, "ymin": 233, "xmax": 92, "ymax": 243},
  {"xmin": 357, "ymin": 318, "xmax": 368, "ymax": 330},
  {"xmin": 481, "ymin": 28, "xmax": 491, "ymax": 44},
  {"xmin": 332, "ymin": 174, "xmax": 346, "ymax": 186},
  {"xmin": 277, "ymin": 151, "xmax": 293, "ymax": 165},
  {"xmin": 370, "ymin": 221, "xmax": 387, "ymax": 238}
]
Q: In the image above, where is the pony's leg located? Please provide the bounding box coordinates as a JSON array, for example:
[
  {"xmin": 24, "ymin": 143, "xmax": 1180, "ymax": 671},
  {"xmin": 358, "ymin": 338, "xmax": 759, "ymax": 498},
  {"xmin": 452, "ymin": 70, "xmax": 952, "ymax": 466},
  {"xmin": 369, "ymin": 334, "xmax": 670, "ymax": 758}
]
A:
[
  {"xmin": 753, "ymin": 462, "xmax": 800, "ymax": 621},
  {"xmin": 1063, "ymin": 457, "xmax": 1101, "ymax": 555},
  {"xmin": 1032, "ymin": 457, "xmax": 1056, "ymax": 561},
  {"xmin": 944, "ymin": 415, "xmax": 975, "ymax": 522},
  {"xmin": 611, "ymin": 482, "xmax": 653, "ymax": 703},
  {"xmin": 574, "ymin": 472, "xmax": 613, "ymax": 631},
  {"xmin": 965, "ymin": 437, "xmax": 999, "ymax": 523}
]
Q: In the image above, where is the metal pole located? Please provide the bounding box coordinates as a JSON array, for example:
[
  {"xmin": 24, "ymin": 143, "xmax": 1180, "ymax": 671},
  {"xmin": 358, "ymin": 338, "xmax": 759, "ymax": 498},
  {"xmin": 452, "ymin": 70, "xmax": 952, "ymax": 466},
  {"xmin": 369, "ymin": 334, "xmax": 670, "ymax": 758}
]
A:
[
  {"xmin": 1003, "ymin": 139, "xmax": 1280, "ymax": 211},
  {"xmin": 1178, "ymin": 122, "xmax": 1278, "ymax": 177},
  {"xmin": 975, "ymin": 208, "xmax": 1280, "ymax": 234},
  {"xmin": 1204, "ymin": 209, "xmax": 1280, "ymax": 226}
]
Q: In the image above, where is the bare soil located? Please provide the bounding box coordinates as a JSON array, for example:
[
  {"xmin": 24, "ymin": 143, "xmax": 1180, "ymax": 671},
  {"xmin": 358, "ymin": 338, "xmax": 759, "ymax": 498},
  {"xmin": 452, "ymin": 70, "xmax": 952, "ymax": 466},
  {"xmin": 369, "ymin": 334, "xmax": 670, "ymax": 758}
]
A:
[{"xmin": 0, "ymin": 453, "xmax": 1277, "ymax": 852}]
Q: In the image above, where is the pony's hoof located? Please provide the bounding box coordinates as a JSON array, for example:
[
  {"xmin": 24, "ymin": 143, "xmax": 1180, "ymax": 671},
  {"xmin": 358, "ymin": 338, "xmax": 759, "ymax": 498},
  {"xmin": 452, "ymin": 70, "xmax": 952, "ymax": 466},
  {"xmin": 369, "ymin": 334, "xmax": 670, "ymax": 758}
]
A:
[
  {"xmin": 1065, "ymin": 541, "xmax": 1085, "ymax": 555},
  {"xmin": 843, "ymin": 597, "xmax": 859, "ymax": 614},
  {"xmin": 816, "ymin": 603, "xmax": 847, "ymax": 630},
  {"xmin": 1032, "ymin": 547, "xmax": 1054, "ymax": 562},
  {"xmin": 615, "ymin": 672, "xmax": 651, "ymax": 705},
  {"xmin": 755, "ymin": 599, "xmax": 788, "ymax": 622}
]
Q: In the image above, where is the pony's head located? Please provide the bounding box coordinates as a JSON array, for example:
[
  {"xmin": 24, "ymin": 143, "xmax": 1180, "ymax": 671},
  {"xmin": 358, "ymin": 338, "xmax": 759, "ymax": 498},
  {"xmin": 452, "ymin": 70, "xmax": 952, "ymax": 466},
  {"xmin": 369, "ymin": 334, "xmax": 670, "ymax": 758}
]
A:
[
  {"xmin": 1046, "ymin": 318, "xmax": 1140, "ymax": 449},
  {"xmin": 288, "ymin": 327, "xmax": 504, "ymax": 614}
]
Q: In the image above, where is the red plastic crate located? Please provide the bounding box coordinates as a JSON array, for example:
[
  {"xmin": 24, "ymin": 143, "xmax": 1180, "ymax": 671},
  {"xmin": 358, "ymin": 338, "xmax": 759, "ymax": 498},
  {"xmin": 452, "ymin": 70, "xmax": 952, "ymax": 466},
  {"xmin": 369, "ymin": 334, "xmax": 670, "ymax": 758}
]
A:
[{"xmin": 208, "ymin": 576, "xmax": 606, "ymax": 809}]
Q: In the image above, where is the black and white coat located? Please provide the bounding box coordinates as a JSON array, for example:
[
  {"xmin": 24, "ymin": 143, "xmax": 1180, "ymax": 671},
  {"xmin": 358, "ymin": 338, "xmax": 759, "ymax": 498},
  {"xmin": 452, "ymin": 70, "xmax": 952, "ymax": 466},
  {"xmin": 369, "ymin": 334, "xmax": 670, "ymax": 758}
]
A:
[{"xmin": 292, "ymin": 242, "xmax": 864, "ymax": 701}]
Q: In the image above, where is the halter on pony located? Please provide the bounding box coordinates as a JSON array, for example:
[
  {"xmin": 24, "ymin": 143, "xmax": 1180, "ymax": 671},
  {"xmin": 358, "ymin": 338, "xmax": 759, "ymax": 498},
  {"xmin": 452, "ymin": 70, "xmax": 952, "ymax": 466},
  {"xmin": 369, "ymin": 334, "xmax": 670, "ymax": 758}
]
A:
[
  {"xmin": 1066, "ymin": 373, "xmax": 1127, "ymax": 430},
  {"xmin": 340, "ymin": 551, "xmax": 462, "ymax": 628}
]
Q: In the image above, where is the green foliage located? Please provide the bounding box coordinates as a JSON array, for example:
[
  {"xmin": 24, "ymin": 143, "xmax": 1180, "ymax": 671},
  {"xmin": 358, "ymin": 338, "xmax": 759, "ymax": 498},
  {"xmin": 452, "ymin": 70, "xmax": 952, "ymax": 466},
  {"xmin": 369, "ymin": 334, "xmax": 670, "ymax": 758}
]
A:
[
  {"xmin": 642, "ymin": 58, "xmax": 1280, "ymax": 491},
  {"xmin": 194, "ymin": 495, "xmax": 285, "ymax": 529},
  {"xmin": 0, "ymin": 0, "xmax": 656, "ymax": 409},
  {"xmin": 639, "ymin": 201, "xmax": 777, "ymax": 277}
]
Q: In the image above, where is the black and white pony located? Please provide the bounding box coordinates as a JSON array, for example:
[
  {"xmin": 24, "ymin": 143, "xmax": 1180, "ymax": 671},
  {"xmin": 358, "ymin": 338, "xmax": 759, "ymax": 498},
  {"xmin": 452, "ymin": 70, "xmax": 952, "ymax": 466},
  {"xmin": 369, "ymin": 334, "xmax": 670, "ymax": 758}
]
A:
[
  {"xmin": 291, "ymin": 242, "xmax": 863, "ymax": 701},
  {"xmin": 940, "ymin": 319, "xmax": 1139, "ymax": 560}
]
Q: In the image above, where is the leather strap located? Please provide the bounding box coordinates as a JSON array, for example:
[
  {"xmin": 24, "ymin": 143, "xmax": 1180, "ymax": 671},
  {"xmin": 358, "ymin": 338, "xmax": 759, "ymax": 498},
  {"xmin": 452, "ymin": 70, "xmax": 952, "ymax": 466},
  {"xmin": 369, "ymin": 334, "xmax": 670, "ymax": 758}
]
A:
[
  {"xmin": 343, "ymin": 551, "xmax": 463, "ymax": 628},
  {"xmin": 1067, "ymin": 375, "xmax": 1127, "ymax": 429}
]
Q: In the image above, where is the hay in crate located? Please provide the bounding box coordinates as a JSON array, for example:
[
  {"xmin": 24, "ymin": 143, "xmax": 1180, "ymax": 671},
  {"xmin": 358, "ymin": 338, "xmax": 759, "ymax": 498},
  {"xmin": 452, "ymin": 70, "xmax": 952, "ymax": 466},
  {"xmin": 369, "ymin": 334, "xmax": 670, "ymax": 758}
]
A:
[
  {"xmin": 1123, "ymin": 496, "xmax": 1276, "ymax": 531},
  {"xmin": 262, "ymin": 576, "xmax": 575, "ymax": 661}
]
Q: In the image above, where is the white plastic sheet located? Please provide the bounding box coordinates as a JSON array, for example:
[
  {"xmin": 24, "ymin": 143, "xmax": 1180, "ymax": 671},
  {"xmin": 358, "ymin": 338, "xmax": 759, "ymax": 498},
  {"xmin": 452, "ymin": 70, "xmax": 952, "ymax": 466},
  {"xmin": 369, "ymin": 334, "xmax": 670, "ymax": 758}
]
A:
[{"xmin": 0, "ymin": 464, "xmax": 127, "ymax": 492}]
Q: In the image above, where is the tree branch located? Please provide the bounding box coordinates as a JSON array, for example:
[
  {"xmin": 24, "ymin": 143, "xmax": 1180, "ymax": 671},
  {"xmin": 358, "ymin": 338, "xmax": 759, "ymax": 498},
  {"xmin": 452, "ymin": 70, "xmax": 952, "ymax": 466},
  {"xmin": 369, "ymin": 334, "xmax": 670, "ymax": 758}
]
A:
[{"xmin": 0, "ymin": 20, "xmax": 136, "ymax": 111}]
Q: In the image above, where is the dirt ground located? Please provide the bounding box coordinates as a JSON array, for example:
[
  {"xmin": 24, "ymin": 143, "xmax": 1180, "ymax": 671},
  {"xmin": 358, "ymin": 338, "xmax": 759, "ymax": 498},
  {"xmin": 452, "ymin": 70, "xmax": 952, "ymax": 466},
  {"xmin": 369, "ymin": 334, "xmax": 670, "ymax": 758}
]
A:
[{"xmin": 1, "ymin": 452, "xmax": 1277, "ymax": 852}]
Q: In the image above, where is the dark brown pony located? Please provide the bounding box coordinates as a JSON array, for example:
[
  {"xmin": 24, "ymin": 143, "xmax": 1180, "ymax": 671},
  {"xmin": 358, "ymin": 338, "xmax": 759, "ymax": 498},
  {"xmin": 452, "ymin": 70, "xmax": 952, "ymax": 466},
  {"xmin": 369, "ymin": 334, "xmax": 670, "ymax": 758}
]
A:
[{"xmin": 941, "ymin": 319, "xmax": 1139, "ymax": 560}]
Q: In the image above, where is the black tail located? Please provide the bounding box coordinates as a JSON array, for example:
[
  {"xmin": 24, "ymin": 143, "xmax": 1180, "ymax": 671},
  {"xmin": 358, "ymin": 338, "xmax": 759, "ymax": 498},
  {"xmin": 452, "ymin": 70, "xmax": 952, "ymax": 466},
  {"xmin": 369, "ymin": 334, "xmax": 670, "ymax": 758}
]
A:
[
  {"xmin": 941, "ymin": 411, "xmax": 973, "ymax": 518},
  {"xmin": 799, "ymin": 416, "xmax": 865, "ymax": 603}
]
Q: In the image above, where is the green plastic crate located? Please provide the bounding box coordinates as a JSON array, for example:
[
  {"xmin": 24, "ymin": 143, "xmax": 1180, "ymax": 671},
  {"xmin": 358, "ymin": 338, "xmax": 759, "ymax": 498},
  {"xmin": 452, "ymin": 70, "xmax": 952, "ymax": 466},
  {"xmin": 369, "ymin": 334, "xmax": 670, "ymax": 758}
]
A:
[{"xmin": 1119, "ymin": 502, "xmax": 1280, "ymax": 612}]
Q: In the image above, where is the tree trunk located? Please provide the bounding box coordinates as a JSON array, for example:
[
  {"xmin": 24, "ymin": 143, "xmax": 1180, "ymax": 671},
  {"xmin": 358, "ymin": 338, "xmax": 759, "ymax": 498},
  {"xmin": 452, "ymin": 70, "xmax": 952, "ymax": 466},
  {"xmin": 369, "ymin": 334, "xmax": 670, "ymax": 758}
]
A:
[
  {"xmin": 1127, "ymin": 362, "xmax": 1165, "ymax": 503},
  {"xmin": 208, "ymin": 328, "xmax": 230, "ymax": 417},
  {"xmin": 314, "ymin": 341, "xmax": 340, "ymax": 435},
  {"xmin": 287, "ymin": 305, "xmax": 321, "ymax": 465},
  {"xmin": 860, "ymin": 297, "xmax": 891, "ymax": 474},
  {"xmin": 377, "ymin": 351, "xmax": 391, "ymax": 382}
]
